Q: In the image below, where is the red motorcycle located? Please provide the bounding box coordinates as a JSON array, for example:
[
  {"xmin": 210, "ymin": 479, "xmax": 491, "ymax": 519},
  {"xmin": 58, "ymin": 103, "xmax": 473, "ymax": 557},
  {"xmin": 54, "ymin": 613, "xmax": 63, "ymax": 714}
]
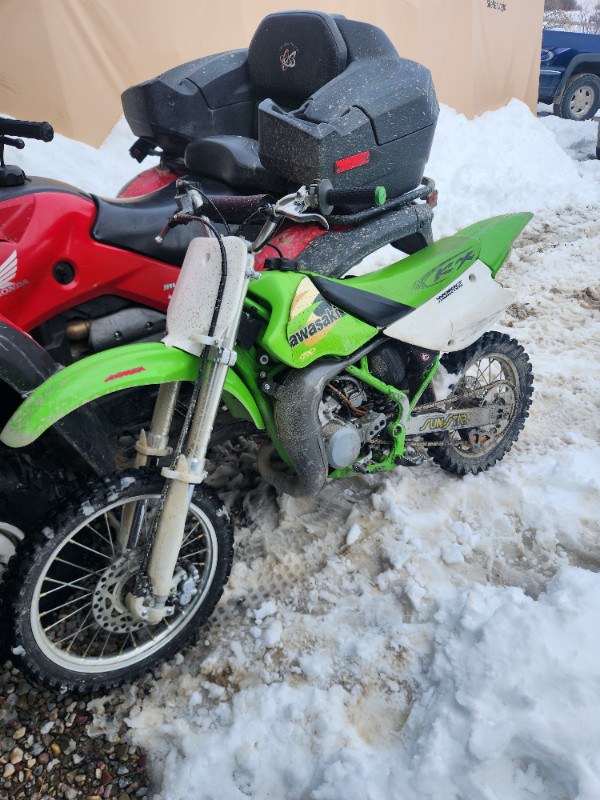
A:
[{"xmin": 0, "ymin": 10, "xmax": 439, "ymax": 539}]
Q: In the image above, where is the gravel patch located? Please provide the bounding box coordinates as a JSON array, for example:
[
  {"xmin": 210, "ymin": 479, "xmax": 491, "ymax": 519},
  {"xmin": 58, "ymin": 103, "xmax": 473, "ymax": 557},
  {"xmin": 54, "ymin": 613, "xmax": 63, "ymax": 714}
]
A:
[{"xmin": 0, "ymin": 660, "xmax": 154, "ymax": 800}]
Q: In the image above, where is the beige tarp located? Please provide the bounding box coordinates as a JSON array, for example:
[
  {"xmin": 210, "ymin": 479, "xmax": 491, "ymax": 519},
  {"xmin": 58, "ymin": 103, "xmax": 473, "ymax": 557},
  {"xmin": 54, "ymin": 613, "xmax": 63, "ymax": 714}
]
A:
[{"xmin": 0, "ymin": 0, "xmax": 543, "ymax": 147}]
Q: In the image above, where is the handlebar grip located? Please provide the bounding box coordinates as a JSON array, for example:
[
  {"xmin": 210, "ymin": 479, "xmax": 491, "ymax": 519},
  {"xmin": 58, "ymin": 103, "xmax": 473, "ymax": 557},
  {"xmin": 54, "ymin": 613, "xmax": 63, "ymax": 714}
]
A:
[
  {"xmin": 324, "ymin": 185, "xmax": 386, "ymax": 210},
  {"xmin": 0, "ymin": 118, "xmax": 54, "ymax": 142}
]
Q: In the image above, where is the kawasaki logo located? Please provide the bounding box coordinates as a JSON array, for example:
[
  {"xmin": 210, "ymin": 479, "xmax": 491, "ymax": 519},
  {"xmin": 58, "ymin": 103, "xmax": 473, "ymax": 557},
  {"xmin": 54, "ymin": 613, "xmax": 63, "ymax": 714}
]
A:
[{"xmin": 288, "ymin": 306, "xmax": 345, "ymax": 349}]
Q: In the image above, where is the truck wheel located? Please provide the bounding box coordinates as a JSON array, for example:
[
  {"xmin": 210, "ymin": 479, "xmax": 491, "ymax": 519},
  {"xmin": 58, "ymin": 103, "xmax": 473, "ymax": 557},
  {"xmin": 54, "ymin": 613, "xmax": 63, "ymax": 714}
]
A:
[{"xmin": 554, "ymin": 74, "xmax": 600, "ymax": 121}]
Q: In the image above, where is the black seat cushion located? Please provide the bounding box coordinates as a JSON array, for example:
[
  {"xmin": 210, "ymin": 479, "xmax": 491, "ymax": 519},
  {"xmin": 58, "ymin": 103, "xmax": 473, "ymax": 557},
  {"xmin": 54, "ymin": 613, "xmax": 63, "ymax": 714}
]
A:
[
  {"xmin": 184, "ymin": 135, "xmax": 288, "ymax": 192},
  {"xmin": 92, "ymin": 181, "xmax": 228, "ymax": 266},
  {"xmin": 248, "ymin": 11, "xmax": 348, "ymax": 107},
  {"xmin": 310, "ymin": 275, "xmax": 413, "ymax": 328}
]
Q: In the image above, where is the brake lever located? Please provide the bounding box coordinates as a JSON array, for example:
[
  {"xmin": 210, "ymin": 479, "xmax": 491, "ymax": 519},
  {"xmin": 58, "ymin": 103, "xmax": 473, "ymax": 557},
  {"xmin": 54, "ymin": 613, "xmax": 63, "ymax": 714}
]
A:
[
  {"xmin": 154, "ymin": 180, "xmax": 209, "ymax": 245},
  {"xmin": 274, "ymin": 192, "xmax": 329, "ymax": 230}
]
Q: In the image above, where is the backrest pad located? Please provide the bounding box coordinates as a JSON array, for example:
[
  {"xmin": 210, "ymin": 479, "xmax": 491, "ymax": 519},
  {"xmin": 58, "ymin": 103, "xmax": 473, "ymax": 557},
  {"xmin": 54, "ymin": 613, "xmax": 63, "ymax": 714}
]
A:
[{"xmin": 248, "ymin": 11, "xmax": 348, "ymax": 106}]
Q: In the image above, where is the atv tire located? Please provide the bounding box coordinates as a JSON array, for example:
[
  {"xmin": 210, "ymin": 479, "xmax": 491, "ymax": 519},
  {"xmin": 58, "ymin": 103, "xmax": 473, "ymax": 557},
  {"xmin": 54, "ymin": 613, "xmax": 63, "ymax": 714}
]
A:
[{"xmin": 427, "ymin": 331, "xmax": 533, "ymax": 476}]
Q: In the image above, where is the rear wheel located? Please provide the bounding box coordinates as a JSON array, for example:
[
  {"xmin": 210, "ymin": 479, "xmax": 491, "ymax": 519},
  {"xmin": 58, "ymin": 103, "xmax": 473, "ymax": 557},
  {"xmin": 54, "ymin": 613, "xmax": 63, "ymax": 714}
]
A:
[
  {"xmin": 427, "ymin": 332, "xmax": 533, "ymax": 476},
  {"xmin": 0, "ymin": 468, "xmax": 233, "ymax": 692}
]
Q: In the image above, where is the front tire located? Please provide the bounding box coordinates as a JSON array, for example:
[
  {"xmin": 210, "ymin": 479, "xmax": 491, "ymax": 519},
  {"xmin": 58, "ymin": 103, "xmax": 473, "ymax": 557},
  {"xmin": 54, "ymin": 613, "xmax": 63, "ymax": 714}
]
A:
[
  {"xmin": 427, "ymin": 332, "xmax": 533, "ymax": 476},
  {"xmin": 554, "ymin": 73, "xmax": 600, "ymax": 121},
  {"xmin": 0, "ymin": 468, "xmax": 233, "ymax": 692}
]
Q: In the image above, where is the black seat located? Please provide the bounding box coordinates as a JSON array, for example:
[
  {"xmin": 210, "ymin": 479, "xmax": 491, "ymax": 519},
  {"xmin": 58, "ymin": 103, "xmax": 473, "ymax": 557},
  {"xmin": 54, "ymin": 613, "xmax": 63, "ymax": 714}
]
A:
[
  {"xmin": 92, "ymin": 181, "xmax": 230, "ymax": 266},
  {"xmin": 184, "ymin": 135, "xmax": 287, "ymax": 193},
  {"xmin": 310, "ymin": 274, "xmax": 413, "ymax": 328}
]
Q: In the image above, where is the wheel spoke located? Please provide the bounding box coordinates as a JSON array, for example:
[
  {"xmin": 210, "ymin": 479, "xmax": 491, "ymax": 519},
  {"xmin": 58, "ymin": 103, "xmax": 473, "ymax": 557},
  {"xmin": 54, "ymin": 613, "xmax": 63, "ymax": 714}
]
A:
[
  {"xmin": 181, "ymin": 520, "xmax": 202, "ymax": 548},
  {"xmin": 102, "ymin": 513, "xmax": 117, "ymax": 557},
  {"xmin": 61, "ymin": 610, "xmax": 94, "ymax": 650},
  {"xmin": 53, "ymin": 557, "xmax": 104, "ymax": 576},
  {"xmin": 42, "ymin": 601, "xmax": 93, "ymax": 632},
  {"xmin": 82, "ymin": 622, "xmax": 103, "ymax": 658},
  {"xmin": 120, "ymin": 631, "xmax": 137, "ymax": 655},
  {"xmin": 41, "ymin": 572, "xmax": 101, "ymax": 596},
  {"xmin": 67, "ymin": 537, "xmax": 113, "ymax": 560},
  {"xmin": 99, "ymin": 630, "xmax": 113, "ymax": 658},
  {"xmin": 180, "ymin": 548, "xmax": 207, "ymax": 560},
  {"xmin": 40, "ymin": 592, "xmax": 93, "ymax": 618}
]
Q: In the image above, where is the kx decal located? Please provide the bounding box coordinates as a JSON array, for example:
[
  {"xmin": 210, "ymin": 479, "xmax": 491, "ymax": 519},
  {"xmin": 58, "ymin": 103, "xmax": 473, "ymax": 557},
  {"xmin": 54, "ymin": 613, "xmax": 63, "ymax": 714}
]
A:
[{"xmin": 414, "ymin": 249, "xmax": 476, "ymax": 291}]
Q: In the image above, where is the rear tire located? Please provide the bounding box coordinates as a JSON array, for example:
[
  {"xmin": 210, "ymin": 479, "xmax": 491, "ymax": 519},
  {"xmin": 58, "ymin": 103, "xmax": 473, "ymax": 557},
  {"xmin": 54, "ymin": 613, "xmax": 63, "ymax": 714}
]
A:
[
  {"xmin": 0, "ymin": 468, "xmax": 233, "ymax": 692},
  {"xmin": 427, "ymin": 332, "xmax": 533, "ymax": 476}
]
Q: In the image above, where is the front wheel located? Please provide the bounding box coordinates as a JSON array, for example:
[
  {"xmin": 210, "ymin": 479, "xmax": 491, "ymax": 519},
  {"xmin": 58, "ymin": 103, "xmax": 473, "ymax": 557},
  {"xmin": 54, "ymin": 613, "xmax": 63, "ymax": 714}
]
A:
[
  {"xmin": 0, "ymin": 468, "xmax": 233, "ymax": 692},
  {"xmin": 427, "ymin": 332, "xmax": 533, "ymax": 476}
]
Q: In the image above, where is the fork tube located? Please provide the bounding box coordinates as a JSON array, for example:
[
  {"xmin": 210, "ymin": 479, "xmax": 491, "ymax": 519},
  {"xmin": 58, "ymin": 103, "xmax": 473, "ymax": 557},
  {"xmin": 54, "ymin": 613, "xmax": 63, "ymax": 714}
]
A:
[
  {"xmin": 146, "ymin": 272, "xmax": 251, "ymax": 603},
  {"xmin": 135, "ymin": 381, "xmax": 181, "ymax": 468},
  {"xmin": 117, "ymin": 382, "xmax": 181, "ymax": 552}
]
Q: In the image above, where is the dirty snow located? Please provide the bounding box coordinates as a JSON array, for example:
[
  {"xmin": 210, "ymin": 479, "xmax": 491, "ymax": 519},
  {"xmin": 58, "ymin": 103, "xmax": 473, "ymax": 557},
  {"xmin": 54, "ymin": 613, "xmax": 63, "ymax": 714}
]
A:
[{"xmin": 3, "ymin": 99, "xmax": 600, "ymax": 799}]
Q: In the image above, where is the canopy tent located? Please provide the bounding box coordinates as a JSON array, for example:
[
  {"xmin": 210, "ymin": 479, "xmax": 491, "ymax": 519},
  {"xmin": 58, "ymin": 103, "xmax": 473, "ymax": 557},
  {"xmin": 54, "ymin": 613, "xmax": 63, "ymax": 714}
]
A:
[{"xmin": 0, "ymin": 0, "xmax": 544, "ymax": 147}]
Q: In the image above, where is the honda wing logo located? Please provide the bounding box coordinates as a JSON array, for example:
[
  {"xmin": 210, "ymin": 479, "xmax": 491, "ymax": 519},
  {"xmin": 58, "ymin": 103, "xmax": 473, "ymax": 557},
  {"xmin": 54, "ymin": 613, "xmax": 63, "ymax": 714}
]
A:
[
  {"xmin": 0, "ymin": 250, "xmax": 28, "ymax": 297},
  {"xmin": 0, "ymin": 250, "xmax": 17, "ymax": 288}
]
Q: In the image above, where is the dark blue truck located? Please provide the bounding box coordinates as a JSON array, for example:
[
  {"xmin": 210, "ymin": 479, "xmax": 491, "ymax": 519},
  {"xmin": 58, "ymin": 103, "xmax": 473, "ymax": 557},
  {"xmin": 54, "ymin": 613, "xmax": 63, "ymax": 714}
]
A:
[{"xmin": 540, "ymin": 29, "xmax": 600, "ymax": 120}]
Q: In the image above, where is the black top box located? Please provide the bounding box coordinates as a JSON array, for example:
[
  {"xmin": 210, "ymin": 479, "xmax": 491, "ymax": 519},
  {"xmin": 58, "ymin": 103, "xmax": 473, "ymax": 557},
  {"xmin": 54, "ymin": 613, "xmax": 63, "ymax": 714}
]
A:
[{"xmin": 121, "ymin": 11, "xmax": 439, "ymax": 199}]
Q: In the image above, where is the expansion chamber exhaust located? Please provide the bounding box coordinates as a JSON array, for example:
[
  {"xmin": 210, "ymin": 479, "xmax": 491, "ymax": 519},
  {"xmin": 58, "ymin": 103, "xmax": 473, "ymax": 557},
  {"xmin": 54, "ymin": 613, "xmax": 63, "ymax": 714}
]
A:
[{"xmin": 257, "ymin": 340, "xmax": 383, "ymax": 497}]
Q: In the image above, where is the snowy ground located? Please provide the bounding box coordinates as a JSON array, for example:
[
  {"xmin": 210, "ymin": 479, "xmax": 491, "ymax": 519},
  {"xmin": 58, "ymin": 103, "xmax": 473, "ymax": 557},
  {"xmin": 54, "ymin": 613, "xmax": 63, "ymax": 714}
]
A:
[{"xmin": 3, "ymin": 100, "xmax": 600, "ymax": 798}]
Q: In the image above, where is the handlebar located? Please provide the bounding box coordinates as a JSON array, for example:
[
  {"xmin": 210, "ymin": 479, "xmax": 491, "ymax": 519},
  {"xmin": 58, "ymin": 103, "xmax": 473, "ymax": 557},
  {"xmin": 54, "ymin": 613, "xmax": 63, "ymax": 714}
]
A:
[
  {"xmin": 199, "ymin": 193, "xmax": 273, "ymax": 224},
  {"xmin": 0, "ymin": 118, "xmax": 54, "ymax": 142}
]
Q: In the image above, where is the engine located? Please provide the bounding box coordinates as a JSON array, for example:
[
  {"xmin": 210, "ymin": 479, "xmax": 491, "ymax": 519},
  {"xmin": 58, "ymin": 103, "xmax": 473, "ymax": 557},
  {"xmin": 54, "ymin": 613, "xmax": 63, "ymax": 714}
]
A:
[{"xmin": 319, "ymin": 375, "xmax": 395, "ymax": 470}]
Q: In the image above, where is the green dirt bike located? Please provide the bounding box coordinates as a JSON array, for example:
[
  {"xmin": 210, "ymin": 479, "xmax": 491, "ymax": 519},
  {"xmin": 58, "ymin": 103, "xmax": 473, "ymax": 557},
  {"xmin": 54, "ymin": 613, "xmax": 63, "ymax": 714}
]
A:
[{"xmin": 0, "ymin": 179, "xmax": 534, "ymax": 692}]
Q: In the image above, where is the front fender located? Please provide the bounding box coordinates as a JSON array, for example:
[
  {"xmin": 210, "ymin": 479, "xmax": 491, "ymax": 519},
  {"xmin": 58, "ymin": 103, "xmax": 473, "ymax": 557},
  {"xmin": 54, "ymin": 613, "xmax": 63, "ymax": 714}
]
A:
[{"xmin": 1, "ymin": 341, "xmax": 264, "ymax": 448}]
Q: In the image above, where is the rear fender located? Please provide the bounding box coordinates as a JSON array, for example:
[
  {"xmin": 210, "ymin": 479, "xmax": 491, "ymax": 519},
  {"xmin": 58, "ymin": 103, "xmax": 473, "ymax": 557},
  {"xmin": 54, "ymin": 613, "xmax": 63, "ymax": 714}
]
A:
[
  {"xmin": 1, "ymin": 341, "xmax": 264, "ymax": 448},
  {"xmin": 457, "ymin": 213, "xmax": 533, "ymax": 277}
]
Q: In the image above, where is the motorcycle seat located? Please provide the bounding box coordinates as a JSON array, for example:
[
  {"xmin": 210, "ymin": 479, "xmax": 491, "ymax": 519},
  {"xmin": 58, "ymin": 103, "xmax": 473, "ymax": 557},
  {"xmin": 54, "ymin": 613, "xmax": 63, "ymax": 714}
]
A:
[
  {"xmin": 184, "ymin": 136, "xmax": 288, "ymax": 193},
  {"xmin": 92, "ymin": 179, "xmax": 233, "ymax": 266},
  {"xmin": 309, "ymin": 274, "xmax": 413, "ymax": 329}
]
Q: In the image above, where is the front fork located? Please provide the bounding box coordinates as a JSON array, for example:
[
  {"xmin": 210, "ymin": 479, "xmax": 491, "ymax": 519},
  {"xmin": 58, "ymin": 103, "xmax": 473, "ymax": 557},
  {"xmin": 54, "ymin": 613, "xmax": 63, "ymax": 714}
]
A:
[{"xmin": 125, "ymin": 280, "xmax": 252, "ymax": 624}]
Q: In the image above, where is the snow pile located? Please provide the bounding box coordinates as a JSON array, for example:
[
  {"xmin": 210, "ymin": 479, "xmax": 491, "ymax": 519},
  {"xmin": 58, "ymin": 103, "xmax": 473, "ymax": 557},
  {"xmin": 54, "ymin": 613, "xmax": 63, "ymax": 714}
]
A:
[
  {"xmin": 427, "ymin": 99, "xmax": 600, "ymax": 236},
  {"xmin": 403, "ymin": 567, "xmax": 600, "ymax": 799},
  {"xmin": 3, "ymin": 99, "xmax": 600, "ymax": 798}
]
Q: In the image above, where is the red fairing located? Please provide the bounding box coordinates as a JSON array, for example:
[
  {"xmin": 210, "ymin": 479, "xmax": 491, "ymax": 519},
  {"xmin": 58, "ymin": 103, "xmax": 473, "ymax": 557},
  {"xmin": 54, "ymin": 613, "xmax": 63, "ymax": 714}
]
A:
[
  {"xmin": 253, "ymin": 221, "xmax": 346, "ymax": 270},
  {"xmin": 118, "ymin": 167, "xmax": 183, "ymax": 198},
  {"xmin": 0, "ymin": 192, "xmax": 180, "ymax": 332}
]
